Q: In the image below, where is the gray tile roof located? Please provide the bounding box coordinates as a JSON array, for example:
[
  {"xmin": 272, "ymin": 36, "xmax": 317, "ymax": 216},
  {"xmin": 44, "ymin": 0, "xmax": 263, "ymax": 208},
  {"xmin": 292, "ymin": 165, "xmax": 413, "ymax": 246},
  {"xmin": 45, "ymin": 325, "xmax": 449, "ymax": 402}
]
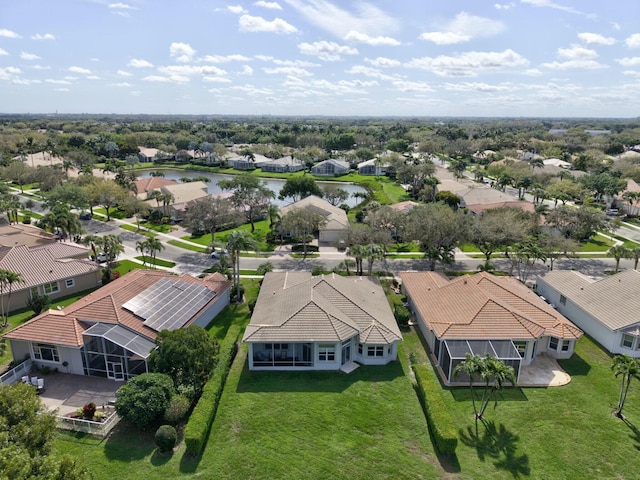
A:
[
  {"xmin": 537, "ymin": 270, "xmax": 640, "ymax": 331},
  {"xmin": 243, "ymin": 272, "xmax": 401, "ymax": 344}
]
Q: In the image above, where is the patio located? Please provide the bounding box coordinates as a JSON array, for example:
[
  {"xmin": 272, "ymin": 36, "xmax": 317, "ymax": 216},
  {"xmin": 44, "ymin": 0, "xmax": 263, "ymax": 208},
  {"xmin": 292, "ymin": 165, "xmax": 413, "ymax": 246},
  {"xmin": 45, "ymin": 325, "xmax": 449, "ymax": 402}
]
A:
[
  {"xmin": 37, "ymin": 372, "xmax": 122, "ymax": 416},
  {"xmin": 518, "ymin": 353, "xmax": 571, "ymax": 387}
]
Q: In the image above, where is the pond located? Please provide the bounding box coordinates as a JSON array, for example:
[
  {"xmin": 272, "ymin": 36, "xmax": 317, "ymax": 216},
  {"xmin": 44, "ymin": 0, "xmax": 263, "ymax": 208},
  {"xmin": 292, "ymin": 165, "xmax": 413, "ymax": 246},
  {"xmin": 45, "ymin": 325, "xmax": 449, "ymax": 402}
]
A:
[{"xmin": 137, "ymin": 169, "xmax": 367, "ymax": 208}]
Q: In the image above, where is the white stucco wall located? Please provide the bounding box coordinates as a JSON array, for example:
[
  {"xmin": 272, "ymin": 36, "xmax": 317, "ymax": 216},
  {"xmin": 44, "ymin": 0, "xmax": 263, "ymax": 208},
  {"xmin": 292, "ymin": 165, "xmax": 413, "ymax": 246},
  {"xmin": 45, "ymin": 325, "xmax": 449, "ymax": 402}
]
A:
[{"xmin": 192, "ymin": 289, "xmax": 231, "ymax": 329}]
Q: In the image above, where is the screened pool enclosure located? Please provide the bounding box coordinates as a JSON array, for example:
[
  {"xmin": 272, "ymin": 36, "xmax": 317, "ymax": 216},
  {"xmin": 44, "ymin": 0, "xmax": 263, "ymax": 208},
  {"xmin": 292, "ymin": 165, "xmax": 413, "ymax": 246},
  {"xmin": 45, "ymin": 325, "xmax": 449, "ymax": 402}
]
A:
[{"xmin": 437, "ymin": 339, "xmax": 522, "ymax": 384}]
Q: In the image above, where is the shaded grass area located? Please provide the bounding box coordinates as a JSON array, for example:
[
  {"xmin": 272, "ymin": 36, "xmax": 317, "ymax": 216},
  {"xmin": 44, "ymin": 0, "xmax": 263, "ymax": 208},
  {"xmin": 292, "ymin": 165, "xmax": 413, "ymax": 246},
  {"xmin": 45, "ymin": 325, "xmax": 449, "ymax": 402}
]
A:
[
  {"xmin": 167, "ymin": 240, "xmax": 206, "ymax": 253},
  {"xmin": 113, "ymin": 259, "xmax": 147, "ymax": 275},
  {"xmin": 460, "ymin": 234, "xmax": 615, "ymax": 255},
  {"xmin": 182, "ymin": 220, "xmax": 276, "ymax": 252},
  {"xmin": 119, "ymin": 223, "xmax": 157, "ymax": 237},
  {"xmin": 134, "ymin": 256, "xmax": 176, "ymax": 268}
]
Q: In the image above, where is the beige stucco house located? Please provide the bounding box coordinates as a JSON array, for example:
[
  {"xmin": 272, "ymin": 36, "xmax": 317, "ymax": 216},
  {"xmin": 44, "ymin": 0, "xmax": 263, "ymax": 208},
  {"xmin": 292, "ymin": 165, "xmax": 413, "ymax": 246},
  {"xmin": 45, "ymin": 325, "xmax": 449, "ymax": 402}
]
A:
[
  {"xmin": 279, "ymin": 195, "xmax": 349, "ymax": 245},
  {"xmin": 243, "ymin": 272, "xmax": 402, "ymax": 371}
]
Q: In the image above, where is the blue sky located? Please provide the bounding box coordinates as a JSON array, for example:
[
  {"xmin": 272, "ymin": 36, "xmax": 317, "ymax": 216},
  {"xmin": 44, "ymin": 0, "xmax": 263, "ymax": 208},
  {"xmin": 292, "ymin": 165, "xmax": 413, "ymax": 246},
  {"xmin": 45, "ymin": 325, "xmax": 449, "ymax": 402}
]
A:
[{"xmin": 1, "ymin": 0, "xmax": 639, "ymax": 117}]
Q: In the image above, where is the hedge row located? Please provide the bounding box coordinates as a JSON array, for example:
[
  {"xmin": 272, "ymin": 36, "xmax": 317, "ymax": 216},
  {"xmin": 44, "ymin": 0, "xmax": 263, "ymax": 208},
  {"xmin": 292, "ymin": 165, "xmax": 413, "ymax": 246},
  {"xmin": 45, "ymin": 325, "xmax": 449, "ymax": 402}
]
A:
[
  {"xmin": 184, "ymin": 325, "xmax": 242, "ymax": 456},
  {"xmin": 412, "ymin": 364, "xmax": 458, "ymax": 455}
]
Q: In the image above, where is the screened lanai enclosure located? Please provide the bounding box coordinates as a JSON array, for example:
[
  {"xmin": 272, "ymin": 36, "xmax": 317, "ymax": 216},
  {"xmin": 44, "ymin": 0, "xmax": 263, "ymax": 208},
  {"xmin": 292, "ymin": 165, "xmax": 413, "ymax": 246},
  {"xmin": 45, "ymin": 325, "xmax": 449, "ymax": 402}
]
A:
[
  {"xmin": 437, "ymin": 339, "xmax": 522, "ymax": 384},
  {"xmin": 81, "ymin": 323, "xmax": 155, "ymax": 381}
]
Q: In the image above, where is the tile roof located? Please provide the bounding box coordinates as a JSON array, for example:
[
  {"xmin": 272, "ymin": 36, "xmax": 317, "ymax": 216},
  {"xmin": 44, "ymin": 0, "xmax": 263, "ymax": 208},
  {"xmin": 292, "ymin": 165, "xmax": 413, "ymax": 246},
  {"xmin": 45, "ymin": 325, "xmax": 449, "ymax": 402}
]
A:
[
  {"xmin": 243, "ymin": 272, "xmax": 401, "ymax": 344},
  {"xmin": 0, "ymin": 224, "xmax": 57, "ymax": 248},
  {"xmin": 400, "ymin": 271, "xmax": 582, "ymax": 341},
  {"xmin": 134, "ymin": 177, "xmax": 178, "ymax": 194},
  {"xmin": 3, "ymin": 270, "xmax": 232, "ymax": 346},
  {"xmin": 0, "ymin": 244, "xmax": 99, "ymax": 291},
  {"xmin": 279, "ymin": 195, "xmax": 349, "ymax": 230},
  {"xmin": 537, "ymin": 270, "xmax": 640, "ymax": 331}
]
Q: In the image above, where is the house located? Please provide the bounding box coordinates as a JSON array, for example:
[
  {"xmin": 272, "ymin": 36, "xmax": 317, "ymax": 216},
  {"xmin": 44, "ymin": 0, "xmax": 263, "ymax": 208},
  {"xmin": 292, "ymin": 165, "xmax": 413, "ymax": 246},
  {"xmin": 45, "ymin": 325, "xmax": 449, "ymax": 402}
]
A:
[
  {"xmin": 12, "ymin": 151, "xmax": 63, "ymax": 167},
  {"xmin": 143, "ymin": 181, "xmax": 211, "ymax": 221},
  {"xmin": 137, "ymin": 147, "xmax": 172, "ymax": 163},
  {"xmin": 535, "ymin": 270, "xmax": 640, "ymax": 357},
  {"xmin": 0, "ymin": 223, "xmax": 58, "ymax": 248},
  {"xmin": 466, "ymin": 201, "xmax": 536, "ymax": 216},
  {"xmin": 260, "ymin": 156, "xmax": 304, "ymax": 173},
  {"xmin": 243, "ymin": 272, "xmax": 402, "ymax": 371},
  {"xmin": 358, "ymin": 158, "xmax": 389, "ymax": 176},
  {"xmin": 311, "ymin": 159, "xmax": 350, "ymax": 176},
  {"xmin": 389, "ymin": 201, "xmax": 419, "ymax": 214},
  {"xmin": 279, "ymin": 195, "xmax": 349, "ymax": 244},
  {"xmin": 0, "ymin": 242, "xmax": 101, "ymax": 315},
  {"xmin": 543, "ymin": 158, "xmax": 572, "ymax": 169},
  {"xmin": 400, "ymin": 271, "xmax": 582, "ymax": 384},
  {"xmin": 134, "ymin": 177, "xmax": 179, "ymax": 197},
  {"xmin": 226, "ymin": 153, "xmax": 272, "ymax": 170},
  {"xmin": 3, "ymin": 270, "xmax": 232, "ymax": 380}
]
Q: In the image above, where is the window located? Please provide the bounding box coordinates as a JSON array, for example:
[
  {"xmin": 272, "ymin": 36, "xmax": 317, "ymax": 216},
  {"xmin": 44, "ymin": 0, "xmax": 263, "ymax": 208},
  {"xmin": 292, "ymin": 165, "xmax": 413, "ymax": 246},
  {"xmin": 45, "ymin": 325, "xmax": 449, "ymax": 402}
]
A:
[
  {"xmin": 561, "ymin": 340, "xmax": 571, "ymax": 352},
  {"xmin": 513, "ymin": 341, "xmax": 527, "ymax": 357},
  {"xmin": 264, "ymin": 343, "xmax": 289, "ymax": 350},
  {"xmin": 65, "ymin": 279, "xmax": 75, "ymax": 288},
  {"xmin": 367, "ymin": 346, "xmax": 385, "ymax": 357},
  {"xmin": 32, "ymin": 343, "xmax": 60, "ymax": 362},
  {"xmin": 358, "ymin": 344, "xmax": 363, "ymax": 355},
  {"xmin": 42, "ymin": 281, "xmax": 59, "ymax": 295},
  {"xmin": 318, "ymin": 344, "xmax": 335, "ymax": 362},
  {"xmin": 622, "ymin": 334, "xmax": 634, "ymax": 349},
  {"xmin": 559, "ymin": 295, "xmax": 566, "ymax": 306},
  {"xmin": 548, "ymin": 337, "xmax": 559, "ymax": 351}
]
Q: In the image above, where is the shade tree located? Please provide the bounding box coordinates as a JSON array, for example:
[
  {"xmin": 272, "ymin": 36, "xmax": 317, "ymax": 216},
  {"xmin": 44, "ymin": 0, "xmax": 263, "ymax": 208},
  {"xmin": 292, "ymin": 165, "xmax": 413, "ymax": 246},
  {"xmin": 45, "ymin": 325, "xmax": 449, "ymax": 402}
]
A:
[
  {"xmin": 278, "ymin": 176, "xmax": 322, "ymax": 202},
  {"xmin": 218, "ymin": 174, "xmax": 275, "ymax": 232}
]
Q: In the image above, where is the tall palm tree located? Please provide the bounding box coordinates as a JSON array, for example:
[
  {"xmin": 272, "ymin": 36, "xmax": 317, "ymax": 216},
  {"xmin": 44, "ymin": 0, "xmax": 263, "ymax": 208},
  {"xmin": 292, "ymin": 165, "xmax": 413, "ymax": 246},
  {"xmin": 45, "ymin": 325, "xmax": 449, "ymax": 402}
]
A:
[
  {"xmin": 136, "ymin": 240, "xmax": 148, "ymax": 266},
  {"xmin": 226, "ymin": 230, "xmax": 257, "ymax": 303},
  {"xmin": 346, "ymin": 244, "xmax": 365, "ymax": 276},
  {"xmin": 0, "ymin": 269, "xmax": 24, "ymax": 327},
  {"xmin": 476, "ymin": 356, "xmax": 516, "ymax": 420},
  {"xmin": 630, "ymin": 247, "xmax": 640, "ymax": 270},
  {"xmin": 161, "ymin": 192, "xmax": 174, "ymax": 217},
  {"xmin": 81, "ymin": 234, "xmax": 103, "ymax": 264},
  {"xmin": 145, "ymin": 238, "xmax": 164, "ymax": 269},
  {"xmin": 146, "ymin": 190, "xmax": 163, "ymax": 209},
  {"xmin": 608, "ymin": 245, "xmax": 631, "ymax": 273},
  {"xmin": 364, "ymin": 244, "xmax": 385, "ymax": 276},
  {"xmin": 453, "ymin": 353, "xmax": 483, "ymax": 421},
  {"xmin": 611, "ymin": 354, "xmax": 640, "ymax": 418}
]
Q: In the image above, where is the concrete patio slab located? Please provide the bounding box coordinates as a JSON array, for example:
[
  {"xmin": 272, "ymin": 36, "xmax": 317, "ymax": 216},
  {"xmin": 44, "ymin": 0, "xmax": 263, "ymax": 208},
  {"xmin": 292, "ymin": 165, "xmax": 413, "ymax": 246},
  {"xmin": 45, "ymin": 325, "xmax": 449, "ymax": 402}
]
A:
[{"xmin": 518, "ymin": 354, "xmax": 571, "ymax": 387}]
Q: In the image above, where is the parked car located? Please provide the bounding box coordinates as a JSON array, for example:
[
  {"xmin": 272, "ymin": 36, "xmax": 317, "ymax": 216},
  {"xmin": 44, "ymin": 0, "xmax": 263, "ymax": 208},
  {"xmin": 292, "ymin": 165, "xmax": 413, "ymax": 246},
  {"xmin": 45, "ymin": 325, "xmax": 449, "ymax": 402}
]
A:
[
  {"xmin": 90, "ymin": 252, "xmax": 109, "ymax": 263},
  {"xmin": 79, "ymin": 211, "xmax": 92, "ymax": 220},
  {"xmin": 210, "ymin": 249, "xmax": 227, "ymax": 259},
  {"xmin": 605, "ymin": 208, "xmax": 619, "ymax": 216}
]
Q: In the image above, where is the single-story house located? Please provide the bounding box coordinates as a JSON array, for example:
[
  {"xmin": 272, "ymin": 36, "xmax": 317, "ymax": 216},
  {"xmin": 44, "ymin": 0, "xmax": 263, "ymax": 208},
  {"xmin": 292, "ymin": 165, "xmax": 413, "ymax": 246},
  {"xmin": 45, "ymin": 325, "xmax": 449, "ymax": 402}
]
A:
[
  {"xmin": 3, "ymin": 270, "xmax": 231, "ymax": 381},
  {"xmin": 466, "ymin": 201, "xmax": 536, "ymax": 216},
  {"xmin": 389, "ymin": 201, "xmax": 419, "ymax": 214},
  {"xmin": 137, "ymin": 147, "xmax": 172, "ymax": 163},
  {"xmin": 143, "ymin": 181, "xmax": 211, "ymax": 221},
  {"xmin": 12, "ymin": 151, "xmax": 63, "ymax": 167},
  {"xmin": 400, "ymin": 271, "xmax": 582, "ymax": 384},
  {"xmin": 0, "ymin": 242, "xmax": 101, "ymax": 314},
  {"xmin": 358, "ymin": 158, "xmax": 389, "ymax": 176},
  {"xmin": 260, "ymin": 156, "xmax": 304, "ymax": 173},
  {"xmin": 0, "ymin": 223, "xmax": 58, "ymax": 248},
  {"xmin": 535, "ymin": 270, "xmax": 640, "ymax": 357},
  {"xmin": 134, "ymin": 177, "xmax": 179, "ymax": 197},
  {"xmin": 279, "ymin": 195, "xmax": 349, "ymax": 245},
  {"xmin": 226, "ymin": 154, "xmax": 272, "ymax": 170},
  {"xmin": 243, "ymin": 272, "xmax": 402, "ymax": 371},
  {"xmin": 543, "ymin": 158, "xmax": 572, "ymax": 169},
  {"xmin": 311, "ymin": 159, "xmax": 350, "ymax": 176}
]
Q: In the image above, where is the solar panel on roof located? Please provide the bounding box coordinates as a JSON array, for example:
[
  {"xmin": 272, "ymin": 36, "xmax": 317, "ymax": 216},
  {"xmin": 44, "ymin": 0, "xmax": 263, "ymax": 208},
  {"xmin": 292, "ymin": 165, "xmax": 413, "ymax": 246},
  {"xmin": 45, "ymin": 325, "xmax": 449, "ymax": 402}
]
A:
[{"xmin": 122, "ymin": 277, "xmax": 216, "ymax": 332}]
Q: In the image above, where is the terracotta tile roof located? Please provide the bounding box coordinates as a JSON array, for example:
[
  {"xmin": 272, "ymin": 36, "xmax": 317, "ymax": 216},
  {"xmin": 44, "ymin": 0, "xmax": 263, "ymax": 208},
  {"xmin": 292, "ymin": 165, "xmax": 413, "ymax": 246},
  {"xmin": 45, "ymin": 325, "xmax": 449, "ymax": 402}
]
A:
[
  {"xmin": 0, "ymin": 244, "xmax": 99, "ymax": 291},
  {"xmin": 135, "ymin": 177, "xmax": 178, "ymax": 194},
  {"xmin": 0, "ymin": 224, "xmax": 57, "ymax": 248},
  {"xmin": 279, "ymin": 195, "xmax": 349, "ymax": 230},
  {"xmin": 537, "ymin": 269, "xmax": 640, "ymax": 331},
  {"xmin": 243, "ymin": 272, "xmax": 401, "ymax": 344},
  {"xmin": 3, "ymin": 270, "xmax": 232, "ymax": 346},
  {"xmin": 400, "ymin": 271, "xmax": 582, "ymax": 341}
]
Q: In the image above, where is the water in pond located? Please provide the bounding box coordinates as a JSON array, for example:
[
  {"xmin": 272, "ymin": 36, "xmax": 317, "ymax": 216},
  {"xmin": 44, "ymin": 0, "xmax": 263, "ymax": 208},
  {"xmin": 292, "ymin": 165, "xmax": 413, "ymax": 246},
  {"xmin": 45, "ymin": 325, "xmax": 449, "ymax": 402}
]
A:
[{"xmin": 138, "ymin": 169, "xmax": 367, "ymax": 208}]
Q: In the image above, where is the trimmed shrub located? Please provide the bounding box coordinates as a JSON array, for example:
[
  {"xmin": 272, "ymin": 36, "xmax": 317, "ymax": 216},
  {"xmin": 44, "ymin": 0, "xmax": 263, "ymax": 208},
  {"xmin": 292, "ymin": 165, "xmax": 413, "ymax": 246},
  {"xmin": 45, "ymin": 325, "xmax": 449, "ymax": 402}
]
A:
[
  {"xmin": 291, "ymin": 244, "xmax": 319, "ymax": 253},
  {"xmin": 412, "ymin": 364, "xmax": 458, "ymax": 455},
  {"xmin": 115, "ymin": 373, "xmax": 175, "ymax": 429},
  {"xmin": 164, "ymin": 394, "xmax": 191, "ymax": 424},
  {"xmin": 155, "ymin": 425, "xmax": 177, "ymax": 453},
  {"xmin": 82, "ymin": 402, "xmax": 96, "ymax": 420},
  {"xmin": 184, "ymin": 324, "xmax": 241, "ymax": 457}
]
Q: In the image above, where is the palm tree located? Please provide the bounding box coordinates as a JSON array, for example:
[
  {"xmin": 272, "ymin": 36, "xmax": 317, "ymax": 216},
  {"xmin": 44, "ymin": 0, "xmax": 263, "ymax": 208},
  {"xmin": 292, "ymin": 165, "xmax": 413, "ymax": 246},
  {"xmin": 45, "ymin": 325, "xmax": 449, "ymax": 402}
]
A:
[
  {"xmin": 0, "ymin": 269, "xmax": 24, "ymax": 327},
  {"xmin": 630, "ymin": 247, "xmax": 640, "ymax": 270},
  {"xmin": 364, "ymin": 244, "xmax": 385, "ymax": 276},
  {"xmin": 146, "ymin": 190, "xmax": 163, "ymax": 210},
  {"xmin": 346, "ymin": 244, "xmax": 365, "ymax": 276},
  {"xmin": 608, "ymin": 245, "xmax": 631, "ymax": 273},
  {"xmin": 136, "ymin": 240, "xmax": 147, "ymax": 266},
  {"xmin": 226, "ymin": 230, "xmax": 257, "ymax": 303},
  {"xmin": 267, "ymin": 203, "xmax": 280, "ymax": 230},
  {"xmin": 611, "ymin": 354, "xmax": 640, "ymax": 418},
  {"xmin": 161, "ymin": 192, "xmax": 174, "ymax": 217},
  {"xmin": 81, "ymin": 234, "xmax": 103, "ymax": 265},
  {"xmin": 453, "ymin": 353, "xmax": 483, "ymax": 421},
  {"xmin": 145, "ymin": 238, "xmax": 164, "ymax": 269}
]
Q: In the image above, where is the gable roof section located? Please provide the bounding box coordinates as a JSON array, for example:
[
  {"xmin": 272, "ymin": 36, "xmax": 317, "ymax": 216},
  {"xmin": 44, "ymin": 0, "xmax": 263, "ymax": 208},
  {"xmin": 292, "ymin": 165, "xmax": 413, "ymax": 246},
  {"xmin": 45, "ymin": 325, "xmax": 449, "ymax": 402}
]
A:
[
  {"xmin": 0, "ymin": 224, "xmax": 57, "ymax": 248},
  {"xmin": 0, "ymin": 244, "xmax": 99, "ymax": 291},
  {"xmin": 135, "ymin": 177, "xmax": 178, "ymax": 195},
  {"xmin": 3, "ymin": 270, "xmax": 232, "ymax": 346},
  {"xmin": 538, "ymin": 270, "xmax": 640, "ymax": 331},
  {"xmin": 400, "ymin": 271, "xmax": 581, "ymax": 341},
  {"xmin": 243, "ymin": 272, "xmax": 401, "ymax": 344},
  {"xmin": 279, "ymin": 195, "xmax": 349, "ymax": 230}
]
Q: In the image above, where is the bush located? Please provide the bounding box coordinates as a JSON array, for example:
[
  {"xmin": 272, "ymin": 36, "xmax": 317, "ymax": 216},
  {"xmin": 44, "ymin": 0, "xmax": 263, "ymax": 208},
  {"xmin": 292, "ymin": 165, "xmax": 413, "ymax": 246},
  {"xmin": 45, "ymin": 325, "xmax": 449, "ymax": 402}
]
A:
[
  {"xmin": 230, "ymin": 284, "xmax": 245, "ymax": 303},
  {"xmin": 23, "ymin": 216, "xmax": 31, "ymax": 224},
  {"xmin": 164, "ymin": 395, "xmax": 191, "ymax": 424},
  {"xmin": 412, "ymin": 364, "xmax": 458, "ymax": 455},
  {"xmin": 115, "ymin": 373, "xmax": 175, "ymax": 429},
  {"xmin": 26, "ymin": 293, "xmax": 50, "ymax": 315},
  {"xmin": 155, "ymin": 425, "xmax": 177, "ymax": 453},
  {"xmin": 394, "ymin": 305, "xmax": 411, "ymax": 327},
  {"xmin": 82, "ymin": 402, "xmax": 96, "ymax": 420},
  {"xmin": 291, "ymin": 244, "xmax": 319, "ymax": 253},
  {"xmin": 311, "ymin": 265, "xmax": 324, "ymax": 276},
  {"xmin": 184, "ymin": 324, "xmax": 241, "ymax": 457},
  {"xmin": 256, "ymin": 262, "xmax": 274, "ymax": 275}
]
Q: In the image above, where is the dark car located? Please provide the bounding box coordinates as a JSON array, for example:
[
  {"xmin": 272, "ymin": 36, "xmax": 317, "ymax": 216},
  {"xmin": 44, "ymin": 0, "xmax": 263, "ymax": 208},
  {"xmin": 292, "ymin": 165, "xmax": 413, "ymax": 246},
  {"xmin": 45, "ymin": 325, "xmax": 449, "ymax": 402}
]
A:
[{"xmin": 79, "ymin": 212, "xmax": 92, "ymax": 220}]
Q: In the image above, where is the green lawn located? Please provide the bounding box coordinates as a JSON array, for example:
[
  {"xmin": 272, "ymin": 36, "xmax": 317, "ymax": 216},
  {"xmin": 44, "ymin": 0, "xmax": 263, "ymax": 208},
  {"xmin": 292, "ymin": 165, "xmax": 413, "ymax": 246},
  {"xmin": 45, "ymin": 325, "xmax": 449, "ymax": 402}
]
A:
[
  {"xmin": 167, "ymin": 240, "xmax": 206, "ymax": 253},
  {"xmin": 119, "ymin": 223, "xmax": 157, "ymax": 237},
  {"xmin": 113, "ymin": 259, "xmax": 147, "ymax": 276},
  {"xmin": 182, "ymin": 220, "xmax": 276, "ymax": 252},
  {"xmin": 134, "ymin": 256, "xmax": 176, "ymax": 268}
]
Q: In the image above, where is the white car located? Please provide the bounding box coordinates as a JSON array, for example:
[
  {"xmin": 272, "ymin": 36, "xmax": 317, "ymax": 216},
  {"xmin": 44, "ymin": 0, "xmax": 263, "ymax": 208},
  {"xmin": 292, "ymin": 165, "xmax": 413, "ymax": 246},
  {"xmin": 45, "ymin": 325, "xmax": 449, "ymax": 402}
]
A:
[{"xmin": 210, "ymin": 249, "xmax": 227, "ymax": 259}]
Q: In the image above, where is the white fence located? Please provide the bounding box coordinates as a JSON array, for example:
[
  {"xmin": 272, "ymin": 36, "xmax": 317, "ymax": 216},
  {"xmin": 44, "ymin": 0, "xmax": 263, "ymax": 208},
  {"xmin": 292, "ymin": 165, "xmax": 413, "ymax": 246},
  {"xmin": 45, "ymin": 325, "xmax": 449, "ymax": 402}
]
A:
[
  {"xmin": 0, "ymin": 359, "xmax": 32, "ymax": 386},
  {"xmin": 56, "ymin": 411, "xmax": 121, "ymax": 438}
]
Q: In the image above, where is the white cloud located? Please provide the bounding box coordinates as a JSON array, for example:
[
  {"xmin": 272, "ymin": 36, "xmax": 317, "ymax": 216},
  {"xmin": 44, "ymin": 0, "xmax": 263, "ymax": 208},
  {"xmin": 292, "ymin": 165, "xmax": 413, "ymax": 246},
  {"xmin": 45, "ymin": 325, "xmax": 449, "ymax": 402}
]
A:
[
  {"xmin": 365, "ymin": 57, "xmax": 401, "ymax": 68},
  {"xmin": 156, "ymin": 65, "xmax": 227, "ymax": 83},
  {"xmin": 273, "ymin": 58, "xmax": 320, "ymax": 67},
  {"xmin": 443, "ymin": 82, "xmax": 511, "ymax": 92},
  {"xmin": 254, "ymin": 1, "xmax": 282, "ymax": 9},
  {"xmin": 69, "ymin": 66, "xmax": 91, "ymax": 74},
  {"xmin": 408, "ymin": 49, "xmax": 529, "ymax": 77},
  {"xmin": 113, "ymin": 82, "xmax": 133, "ymax": 87},
  {"xmin": 419, "ymin": 12, "xmax": 505, "ymax": 45},
  {"xmin": 0, "ymin": 67, "xmax": 22, "ymax": 81},
  {"xmin": 20, "ymin": 52, "xmax": 41, "ymax": 61},
  {"xmin": 87, "ymin": 75, "xmax": 100, "ymax": 80},
  {"xmin": 264, "ymin": 66, "xmax": 313, "ymax": 76},
  {"xmin": 626, "ymin": 34, "xmax": 640, "ymax": 49},
  {"xmin": 109, "ymin": 2, "xmax": 135, "ymax": 8},
  {"xmin": 577, "ymin": 32, "xmax": 615, "ymax": 46},
  {"xmin": 523, "ymin": 68, "xmax": 543, "ymax": 76},
  {"xmin": 557, "ymin": 45, "xmax": 598, "ymax": 60},
  {"xmin": 117, "ymin": 69, "xmax": 132, "ymax": 76},
  {"xmin": 344, "ymin": 31, "xmax": 400, "ymax": 46},
  {"xmin": 202, "ymin": 54, "xmax": 251, "ymax": 63},
  {"xmin": 45, "ymin": 79, "xmax": 72, "ymax": 84},
  {"xmin": 392, "ymin": 80, "xmax": 434, "ymax": 92},
  {"xmin": 617, "ymin": 57, "xmax": 640, "ymax": 67},
  {"xmin": 31, "ymin": 33, "xmax": 55, "ymax": 41},
  {"xmin": 0, "ymin": 29, "xmax": 21, "ymax": 38},
  {"xmin": 229, "ymin": 84, "xmax": 274, "ymax": 96},
  {"xmin": 228, "ymin": 5, "xmax": 248, "ymax": 14},
  {"xmin": 238, "ymin": 14, "xmax": 298, "ymax": 33},
  {"xmin": 284, "ymin": 0, "xmax": 399, "ymax": 39},
  {"xmin": 142, "ymin": 75, "xmax": 173, "ymax": 83},
  {"xmin": 0, "ymin": 48, "xmax": 8, "ymax": 56},
  {"xmin": 53, "ymin": 88, "xmax": 70, "ymax": 92},
  {"xmin": 298, "ymin": 41, "xmax": 358, "ymax": 61},
  {"xmin": 203, "ymin": 76, "xmax": 232, "ymax": 83},
  {"xmin": 31, "ymin": 65, "xmax": 50, "ymax": 70},
  {"xmin": 520, "ymin": 0, "xmax": 596, "ymax": 19},
  {"xmin": 240, "ymin": 65, "xmax": 253, "ymax": 75},
  {"xmin": 169, "ymin": 42, "xmax": 196, "ymax": 62},
  {"xmin": 494, "ymin": 3, "xmax": 515, "ymax": 10},
  {"xmin": 542, "ymin": 60, "xmax": 607, "ymax": 70},
  {"xmin": 346, "ymin": 65, "xmax": 396, "ymax": 80},
  {"xmin": 128, "ymin": 58, "xmax": 153, "ymax": 68}
]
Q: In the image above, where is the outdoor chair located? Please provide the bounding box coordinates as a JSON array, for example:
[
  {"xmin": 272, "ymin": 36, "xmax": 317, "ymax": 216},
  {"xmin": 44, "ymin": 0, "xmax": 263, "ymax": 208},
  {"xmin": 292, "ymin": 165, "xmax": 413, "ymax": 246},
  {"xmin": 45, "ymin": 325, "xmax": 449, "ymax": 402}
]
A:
[
  {"xmin": 30, "ymin": 376, "xmax": 39, "ymax": 386},
  {"xmin": 36, "ymin": 378, "xmax": 45, "ymax": 392},
  {"xmin": 21, "ymin": 375, "xmax": 30, "ymax": 383}
]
